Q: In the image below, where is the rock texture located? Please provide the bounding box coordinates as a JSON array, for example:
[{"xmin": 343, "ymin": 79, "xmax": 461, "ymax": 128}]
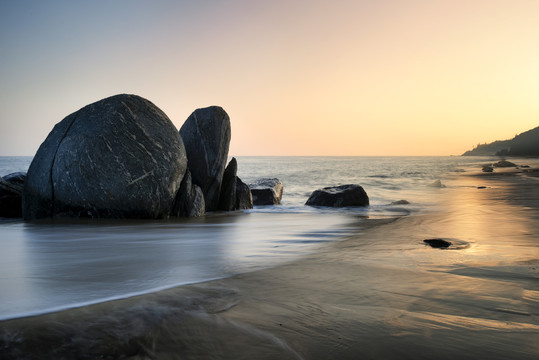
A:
[
  {"xmin": 170, "ymin": 170, "xmax": 205, "ymax": 217},
  {"xmin": 424, "ymin": 238, "xmax": 452, "ymax": 248},
  {"xmin": 493, "ymin": 160, "xmax": 517, "ymax": 168},
  {"xmin": 235, "ymin": 177, "xmax": 253, "ymax": 210},
  {"xmin": 0, "ymin": 172, "xmax": 26, "ymax": 218},
  {"xmin": 179, "ymin": 106, "xmax": 231, "ymax": 212},
  {"xmin": 23, "ymin": 94, "xmax": 187, "ymax": 219},
  {"xmin": 250, "ymin": 178, "xmax": 283, "ymax": 205},
  {"xmin": 305, "ymin": 184, "xmax": 369, "ymax": 207},
  {"xmin": 218, "ymin": 158, "xmax": 237, "ymax": 211}
]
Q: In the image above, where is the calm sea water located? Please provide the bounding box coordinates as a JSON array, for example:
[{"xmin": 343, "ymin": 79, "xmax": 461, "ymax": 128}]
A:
[{"xmin": 0, "ymin": 155, "xmax": 496, "ymax": 319}]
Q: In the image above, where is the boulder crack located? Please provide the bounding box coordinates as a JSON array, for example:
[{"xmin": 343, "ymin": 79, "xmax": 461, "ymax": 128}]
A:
[{"xmin": 50, "ymin": 111, "xmax": 79, "ymax": 214}]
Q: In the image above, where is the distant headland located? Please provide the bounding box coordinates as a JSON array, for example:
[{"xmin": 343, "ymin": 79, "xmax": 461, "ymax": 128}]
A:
[{"xmin": 462, "ymin": 125, "xmax": 539, "ymax": 156}]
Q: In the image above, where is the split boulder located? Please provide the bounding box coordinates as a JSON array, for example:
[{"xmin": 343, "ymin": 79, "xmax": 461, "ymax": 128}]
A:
[{"xmin": 23, "ymin": 94, "xmax": 187, "ymax": 219}]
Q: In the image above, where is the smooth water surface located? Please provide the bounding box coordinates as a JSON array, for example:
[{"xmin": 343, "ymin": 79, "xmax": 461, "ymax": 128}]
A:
[{"xmin": 0, "ymin": 155, "xmax": 506, "ymax": 319}]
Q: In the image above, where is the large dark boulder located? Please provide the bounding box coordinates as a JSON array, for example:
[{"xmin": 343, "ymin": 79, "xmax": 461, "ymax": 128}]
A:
[
  {"xmin": 23, "ymin": 94, "xmax": 187, "ymax": 219},
  {"xmin": 218, "ymin": 158, "xmax": 237, "ymax": 211},
  {"xmin": 305, "ymin": 184, "xmax": 369, "ymax": 207},
  {"xmin": 235, "ymin": 177, "xmax": 253, "ymax": 210},
  {"xmin": 170, "ymin": 169, "xmax": 205, "ymax": 217},
  {"xmin": 250, "ymin": 178, "xmax": 283, "ymax": 205},
  {"xmin": 179, "ymin": 106, "xmax": 231, "ymax": 212},
  {"xmin": 0, "ymin": 172, "xmax": 26, "ymax": 218}
]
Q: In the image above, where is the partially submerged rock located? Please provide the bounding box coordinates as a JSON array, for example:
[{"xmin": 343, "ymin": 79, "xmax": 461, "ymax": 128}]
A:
[
  {"xmin": 235, "ymin": 177, "xmax": 253, "ymax": 209},
  {"xmin": 250, "ymin": 178, "xmax": 283, "ymax": 205},
  {"xmin": 170, "ymin": 170, "xmax": 205, "ymax": 217},
  {"xmin": 429, "ymin": 179, "xmax": 446, "ymax": 188},
  {"xmin": 180, "ymin": 106, "xmax": 231, "ymax": 212},
  {"xmin": 391, "ymin": 199, "xmax": 410, "ymax": 205},
  {"xmin": 23, "ymin": 94, "xmax": 187, "ymax": 219},
  {"xmin": 493, "ymin": 160, "xmax": 517, "ymax": 168},
  {"xmin": 0, "ymin": 172, "xmax": 26, "ymax": 218},
  {"xmin": 305, "ymin": 184, "xmax": 369, "ymax": 207},
  {"xmin": 218, "ymin": 158, "xmax": 238, "ymax": 211},
  {"xmin": 482, "ymin": 165, "xmax": 494, "ymax": 173},
  {"xmin": 423, "ymin": 238, "xmax": 452, "ymax": 248}
]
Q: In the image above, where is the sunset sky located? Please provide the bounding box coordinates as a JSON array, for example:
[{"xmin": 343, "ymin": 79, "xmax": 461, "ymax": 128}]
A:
[{"xmin": 1, "ymin": 0, "xmax": 538, "ymax": 156}]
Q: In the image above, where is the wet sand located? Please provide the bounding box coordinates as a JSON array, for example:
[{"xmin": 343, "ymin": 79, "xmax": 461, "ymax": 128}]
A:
[{"xmin": 1, "ymin": 168, "xmax": 539, "ymax": 359}]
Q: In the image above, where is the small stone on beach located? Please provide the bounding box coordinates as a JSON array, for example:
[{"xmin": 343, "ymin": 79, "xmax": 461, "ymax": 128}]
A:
[{"xmin": 423, "ymin": 238, "xmax": 452, "ymax": 248}]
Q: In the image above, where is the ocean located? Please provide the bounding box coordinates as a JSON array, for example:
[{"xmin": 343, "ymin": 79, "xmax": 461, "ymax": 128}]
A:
[
  {"xmin": 0, "ymin": 155, "xmax": 491, "ymax": 320},
  {"xmin": 2, "ymin": 155, "xmax": 539, "ymax": 359}
]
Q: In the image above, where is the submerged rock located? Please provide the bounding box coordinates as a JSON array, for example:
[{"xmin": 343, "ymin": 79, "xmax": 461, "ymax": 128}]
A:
[
  {"xmin": 482, "ymin": 165, "xmax": 494, "ymax": 173},
  {"xmin": 218, "ymin": 158, "xmax": 237, "ymax": 211},
  {"xmin": 179, "ymin": 106, "xmax": 231, "ymax": 212},
  {"xmin": 235, "ymin": 177, "xmax": 253, "ymax": 210},
  {"xmin": 170, "ymin": 170, "xmax": 205, "ymax": 217},
  {"xmin": 429, "ymin": 179, "xmax": 446, "ymax": 188},
  {"xmin": 250, "ymin": 178, "xmax": 284, "ymax": 205},
  {"xmin": 305, "ymin": 184, "xmax": 369, "ymax": 207},
  {"xmin": 423, "ymin": 238, "xmax": 452, "ymax": 248},
  {"xmin": 391, "ymin": 199, "xmax": 410, "ymax": 205},
  {"xmin": 0, "ymin": 172, "xmax": 26, "ymax": 217},
  {"xmin": 23, "ymin": 94, "xmax": 187, "ymax": 219},
  {"xmin": 493, "ymin": 160, "xmax": 517, "ymax": 168}
]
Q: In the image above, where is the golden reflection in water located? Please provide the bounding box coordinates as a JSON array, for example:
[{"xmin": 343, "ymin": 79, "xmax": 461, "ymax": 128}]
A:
[{"xmin": 435, "ymin": 175, "xmax": 538, "ymax": 264}]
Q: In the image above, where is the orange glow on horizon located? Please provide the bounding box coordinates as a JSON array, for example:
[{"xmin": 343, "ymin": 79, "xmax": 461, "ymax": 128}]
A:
[{"xmin": 1, "ymin": 1, "xmax": 538, "ymax": 156}]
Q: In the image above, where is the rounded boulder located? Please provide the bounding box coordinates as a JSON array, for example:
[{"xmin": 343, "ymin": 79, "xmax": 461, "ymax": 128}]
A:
[{"xmin": 23, "ymin": 94, "xmax": 187, "ymax": 219}]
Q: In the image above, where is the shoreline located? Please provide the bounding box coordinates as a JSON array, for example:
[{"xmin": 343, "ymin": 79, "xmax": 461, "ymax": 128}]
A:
[{"xmin": 1, "ymin": 168, "xmax": 539, "ymax": 359}]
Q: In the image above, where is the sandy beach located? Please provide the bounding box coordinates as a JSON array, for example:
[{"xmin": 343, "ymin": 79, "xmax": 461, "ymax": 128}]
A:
[{"xmin": 1, "ymin": 167, "xmax": 538, "ymax": 359}]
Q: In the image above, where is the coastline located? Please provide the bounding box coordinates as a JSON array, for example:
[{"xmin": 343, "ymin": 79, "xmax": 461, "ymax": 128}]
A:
[{"xmin": 1, "ymin": 167, "xmax": 539, "ymax": 359}]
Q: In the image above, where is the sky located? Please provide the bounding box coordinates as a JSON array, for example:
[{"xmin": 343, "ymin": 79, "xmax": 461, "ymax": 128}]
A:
[{"xmin": 1, "ymin": 0, "xmax": 538, "ymax": 156}]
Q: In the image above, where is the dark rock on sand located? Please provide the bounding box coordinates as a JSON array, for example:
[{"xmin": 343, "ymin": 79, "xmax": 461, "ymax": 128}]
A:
[
  {"xmin": 218, "ymin": 158, "xmax": 237, "ymax": 211},
  {"xmin": 493, "ymin": 160, "xmax": 517, "ymax": 168},
  {"xmin": 170, "ymin": 170, "xmax": 205, "ymax": 217},
  {"xmin": 305, "ymin": 184, "xmax": 369, "ymax": 207},
  {"xmin": 235, "ymin": 177, "xmax": 253, "ymax": 210},
  {"xmin": 250, "ymin": 178, "xmax": 284, "ymax": 205},
  {"xmin": 482, "ymin": 165, "xmax": 494, "ymax": 173},
  {"xmin": 423, "ymin": 238, "xmax": 452, "ymax": 248},
  {"xmin": 23, "ymin": 94, "xmax": 187, "ymax": 219},
  {"xmin": 180, "ymin": 106, "xmax": 231, "ymax": 212},
  {"xmin": 0, "ymin": 172, "xmax": 26, "ymax": 217}
]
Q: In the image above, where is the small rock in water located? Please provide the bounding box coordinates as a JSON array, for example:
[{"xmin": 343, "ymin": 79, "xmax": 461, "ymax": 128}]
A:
[
  {"xmin": 424, "ymin": 238, "xmax": 452, "ymax": 248},
  {"xmin": 429, "ymin": 179, "xmax": 446, "ymax": 188},
  {"xmin": 482, "ymin": 166, "xmax": 494, "ymax": 173},
  {"xmin": 391, "ymin": 199, "xmax": 410, "ymax": 205},
  {"xmin": 0, "ymin": 172, "xmax": 26, "ymax": 218},
  {"xmin": 493, "ymin": 160, "xmax": 517, "ymax": 168},
  {"xmin": 235, "ymin": 177, "xmax": 253, "ymax": 210},
  {"xmin": 477, "ymin": 186, "xmax": 487, "ymax": 189},
  {"xmin": 305, "ymin": 184, "xmax": 369, "ymax": 207},
  {"xmin": 250, "ymin": 178, "xmax": 284, "ymax": 205}
]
